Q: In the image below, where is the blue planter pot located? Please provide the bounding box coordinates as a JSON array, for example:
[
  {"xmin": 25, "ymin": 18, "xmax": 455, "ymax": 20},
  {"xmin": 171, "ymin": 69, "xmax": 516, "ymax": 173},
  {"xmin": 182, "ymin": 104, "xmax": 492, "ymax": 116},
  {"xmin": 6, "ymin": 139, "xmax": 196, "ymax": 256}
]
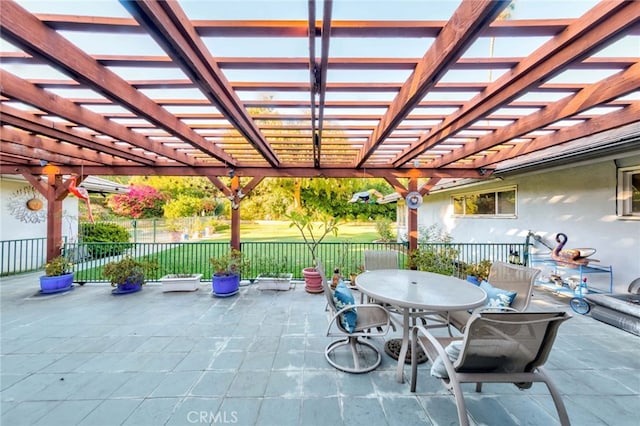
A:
[
  {"xmin": 466, "ymin": 275, "xmax": 480, "ymax": 286},
  {"xmin": 112, "ymin": 276, "xmax": 144, "ymax": 295},
  {"xmin": 39, "ymin": 273, "xmax": 74, "ymax": 294},
  {"xmin": 212, "ymin": 273, "xmax": 240, "ymax": 297}
]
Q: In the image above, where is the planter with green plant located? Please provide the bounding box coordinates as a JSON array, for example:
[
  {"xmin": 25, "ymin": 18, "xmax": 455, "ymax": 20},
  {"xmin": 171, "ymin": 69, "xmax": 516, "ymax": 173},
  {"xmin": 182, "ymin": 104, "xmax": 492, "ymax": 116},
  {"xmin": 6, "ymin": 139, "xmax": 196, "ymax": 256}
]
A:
[
  {"xmin": 407, "ymin": 224, "xmax": 459, "ymax": 276},
  {"xmin": 464, "ymin": 260, "xmax": 492, "ymax": 285},
  {"xmin": 39, "ymin": 254, "xmax": 74, "ymax": 294},
  {"xmin": 210, "ymin": 249, "xmax": 250, "ymax": 297},
  {"xmin": 255, "ymin": 255, "xmax": 292, "ymax": 291},
  {"xmin": 103, "ymin": 255, "xmax": 159, "ymax": 295},
  {"xmin": 286, "ymin": 211, "xmax": 340, "ymax": 293}
]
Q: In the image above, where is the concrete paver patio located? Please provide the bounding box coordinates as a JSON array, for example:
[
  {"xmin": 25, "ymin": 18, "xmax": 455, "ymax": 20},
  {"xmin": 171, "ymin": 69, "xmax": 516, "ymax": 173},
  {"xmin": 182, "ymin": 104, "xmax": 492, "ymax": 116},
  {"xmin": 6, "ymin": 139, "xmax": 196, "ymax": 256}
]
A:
[{"xmin": 1, "ymin": 272, "xmax": 638, "ymax": 425}]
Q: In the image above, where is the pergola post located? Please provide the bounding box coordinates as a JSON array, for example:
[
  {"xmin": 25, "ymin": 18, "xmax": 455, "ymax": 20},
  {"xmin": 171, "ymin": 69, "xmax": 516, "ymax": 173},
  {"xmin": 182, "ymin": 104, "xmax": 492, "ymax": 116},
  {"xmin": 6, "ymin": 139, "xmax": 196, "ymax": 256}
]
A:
[
  {"xmin": 408, "ymin": 177, "xmax": 419, "ymax": 257},
  {"xmin": 207, "ymin": 175, "xmax": 264, "ymax": 252},
  {"xmin": 21, "ymin": 166, "xmax": 67, "ymax": 262},
  {"xmin": 46, "ymin": 174, "xmax": 64, "ymax": 261}
]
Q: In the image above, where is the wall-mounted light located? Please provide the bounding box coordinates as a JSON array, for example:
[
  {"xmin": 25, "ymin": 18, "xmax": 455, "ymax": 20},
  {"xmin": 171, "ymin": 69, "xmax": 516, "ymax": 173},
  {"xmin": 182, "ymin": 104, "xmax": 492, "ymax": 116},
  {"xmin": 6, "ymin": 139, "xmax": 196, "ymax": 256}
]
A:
[
  {"xmin": 39, "ymin": 159, "xmax": 48, "ymax": 167},
  {"xmin": 413, "ymin": 159, "xmax": 420, "ymax": 168},
  {"xmin": 228, "ymin": 169, "xmax": 235, "ymax": 178}
]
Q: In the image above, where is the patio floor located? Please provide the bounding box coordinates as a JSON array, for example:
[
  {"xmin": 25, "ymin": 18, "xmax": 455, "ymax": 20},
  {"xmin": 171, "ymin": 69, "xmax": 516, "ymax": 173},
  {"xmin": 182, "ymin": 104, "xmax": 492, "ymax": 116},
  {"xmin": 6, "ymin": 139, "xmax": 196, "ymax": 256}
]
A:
[{"xmin": 1, "ymin": 272, "xmax": 638, "ymax": 426}]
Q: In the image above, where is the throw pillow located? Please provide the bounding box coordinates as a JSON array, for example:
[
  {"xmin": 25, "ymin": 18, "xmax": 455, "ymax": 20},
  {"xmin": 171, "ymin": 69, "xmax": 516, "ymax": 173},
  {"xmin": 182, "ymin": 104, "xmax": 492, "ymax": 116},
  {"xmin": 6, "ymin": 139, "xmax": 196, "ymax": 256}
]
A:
[
  {"xmin": 333, "ymin": 281, "xmax": 357, "ymax": 333},
  {"xmin": 480, "ymin": 280, "xmax": 517, "ymax": 308},
  {"xmin": 430, "ymin": 340, "xmax": 462, "ymax": 379}
]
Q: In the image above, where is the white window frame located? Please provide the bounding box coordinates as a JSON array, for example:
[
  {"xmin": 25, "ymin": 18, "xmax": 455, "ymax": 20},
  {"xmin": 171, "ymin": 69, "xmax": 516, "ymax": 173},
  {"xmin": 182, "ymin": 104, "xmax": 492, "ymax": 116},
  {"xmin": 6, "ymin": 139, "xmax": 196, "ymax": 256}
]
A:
[
  {"xmin": 451, "ymin": 186, "xmax": 517, "ymax": 218},
  {"xmin": 617, "ymin": 165, "xmax": 640, "ymax": 219}
]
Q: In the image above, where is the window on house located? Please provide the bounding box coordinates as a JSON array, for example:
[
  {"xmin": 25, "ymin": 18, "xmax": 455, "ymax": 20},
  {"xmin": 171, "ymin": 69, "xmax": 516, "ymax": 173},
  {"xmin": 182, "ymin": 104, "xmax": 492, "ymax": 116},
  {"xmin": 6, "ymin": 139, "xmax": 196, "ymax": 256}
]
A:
[
  {"xmin": 617, "ymin": 166, "xmax": 640, "ymax": 218},
  {"xmin": 452, "ymin": 187, "xmax": 516, "ymax": 217}
]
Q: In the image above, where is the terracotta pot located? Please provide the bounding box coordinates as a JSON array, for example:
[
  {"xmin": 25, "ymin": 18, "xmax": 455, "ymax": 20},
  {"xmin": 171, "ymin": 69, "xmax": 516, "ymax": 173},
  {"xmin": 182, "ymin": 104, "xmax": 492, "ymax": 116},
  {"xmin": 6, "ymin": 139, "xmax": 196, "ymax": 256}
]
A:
[{"xmin": 303, "ymin": 267, "xmax": 323, "ymax": 293}]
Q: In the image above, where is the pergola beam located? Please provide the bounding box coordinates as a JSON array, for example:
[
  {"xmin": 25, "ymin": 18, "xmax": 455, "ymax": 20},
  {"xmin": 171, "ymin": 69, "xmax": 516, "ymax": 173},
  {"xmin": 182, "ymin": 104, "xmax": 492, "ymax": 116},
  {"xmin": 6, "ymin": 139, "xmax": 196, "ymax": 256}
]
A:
[
  {"xmin": 0, "ymin": 165, "xmax": 489, "ymax": 180},
  {"xmin": 358, "ymin": 0, "xmax": 511, "ymax": 167},
  {"xmin": 393, "ymin": 0, "xmax": 638, "ymax": 167},
  {"xmin": 431, "ymin": 62, "xmax": 640, "ymax": 168},
  {"xmin": 36, "ymin": 15, "xmax": 585, "ymax": 38},
  {"xmin": 473, "ymin": 100, "xmax": 640, "ymax": 168},
  {"xmin": 5, "ymin": 52, "xmax": 633, "ymax": 71},
  {"xmin": 120, "ymin": 0, "xmax": 279, "ymax": 167},
  {"xmin": 0, "ymin": 72, "xmax": 186, "ymax": 165},
  {"xmin": 0, "ymin": 104, "xmax": 157, "ymax": 165},
  {"xmin": 0, "ymin": 1, "xmax": 234, "ymax": 165}
]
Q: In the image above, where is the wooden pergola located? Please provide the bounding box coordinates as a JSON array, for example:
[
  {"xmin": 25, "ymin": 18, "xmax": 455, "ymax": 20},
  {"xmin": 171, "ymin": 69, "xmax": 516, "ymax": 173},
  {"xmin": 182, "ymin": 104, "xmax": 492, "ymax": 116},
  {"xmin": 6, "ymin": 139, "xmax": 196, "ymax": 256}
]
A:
[{"xmin": 1, "ymin": 0, "xmax": 638, "ymax": 261}]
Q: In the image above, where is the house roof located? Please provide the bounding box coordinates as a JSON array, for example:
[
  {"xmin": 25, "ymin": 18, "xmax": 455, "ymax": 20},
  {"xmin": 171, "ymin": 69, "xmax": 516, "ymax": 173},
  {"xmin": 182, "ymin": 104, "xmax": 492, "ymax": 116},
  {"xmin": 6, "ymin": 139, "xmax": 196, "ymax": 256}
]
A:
[
  {"xmin": 0, "ymin": 0, "xmax": 638, "ymax": 182},
  {"xmin": 1, "ymin": 174, "xmax": 130, "ymax": 194}
]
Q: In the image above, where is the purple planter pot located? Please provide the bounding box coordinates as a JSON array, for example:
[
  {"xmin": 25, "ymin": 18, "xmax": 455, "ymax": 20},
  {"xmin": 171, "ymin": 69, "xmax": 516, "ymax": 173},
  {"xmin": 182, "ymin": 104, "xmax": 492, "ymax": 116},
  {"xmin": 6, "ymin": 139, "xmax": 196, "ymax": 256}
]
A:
[
  {"xmin": 212, "ymin": 273, "xmax": 240, "ymax": 297},
  {"xmin": 112, "ymin": 276, "xmax": 144, "ymax": 295},
  {"xmin": 466, "ymin": 275, "xmax": 480, "ymax": 286},
  {"xmin": 39, "ymin": 273, "xmax": 74, "ymax": 294}
]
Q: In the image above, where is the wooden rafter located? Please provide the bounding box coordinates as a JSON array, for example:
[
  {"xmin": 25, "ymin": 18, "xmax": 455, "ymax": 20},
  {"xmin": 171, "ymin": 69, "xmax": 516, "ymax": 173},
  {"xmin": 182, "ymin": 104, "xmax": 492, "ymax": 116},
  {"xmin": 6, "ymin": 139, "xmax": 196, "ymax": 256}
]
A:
[
  {"xmin": 357, "ymin": 0, "xmax": 512, "ymax": 167},
  {"xmin": 431, "ymin": 61, "xmax": 640, "ymax": 168},
  {"xmin": 0, "ymin": 0, "xmax": 637, "ymax": 177},
  {"xmin": 392, "ymin": 0, "xmax": 639, "ymax": 167},
  {"xmin": 121, "ymin": 0, "xmax": 279, "ymax": 167},
  {"xmin": 0, "ymin": 1, "xmax": 234, "ymax": 165}
]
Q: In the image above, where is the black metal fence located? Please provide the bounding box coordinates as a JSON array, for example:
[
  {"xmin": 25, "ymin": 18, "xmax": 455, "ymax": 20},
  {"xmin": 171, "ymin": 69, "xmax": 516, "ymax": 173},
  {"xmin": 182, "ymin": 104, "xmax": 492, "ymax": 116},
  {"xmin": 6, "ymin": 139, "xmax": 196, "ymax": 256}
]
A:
[
  {"xmin": 52, "ymin": 240, "xmax": 529, "ymax": 283},
  {"xmin": 1, "ymin": 237, "xmax": 530, "ymax": 281}
]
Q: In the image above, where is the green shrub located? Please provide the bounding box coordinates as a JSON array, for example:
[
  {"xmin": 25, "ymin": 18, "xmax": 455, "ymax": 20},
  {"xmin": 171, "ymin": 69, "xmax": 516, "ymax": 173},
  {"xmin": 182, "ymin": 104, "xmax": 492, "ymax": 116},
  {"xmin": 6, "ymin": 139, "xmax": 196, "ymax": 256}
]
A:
[
  {"xmin": 375, "ymin": 217, "xmax": 394, "ymax": 242},
  {"xmin": 408, "ymin": 224, "xmax": 459, "ymax": 275},
  {"xmin": 80, "ymin": 222, "xmax": 132, "ymax": 258}
]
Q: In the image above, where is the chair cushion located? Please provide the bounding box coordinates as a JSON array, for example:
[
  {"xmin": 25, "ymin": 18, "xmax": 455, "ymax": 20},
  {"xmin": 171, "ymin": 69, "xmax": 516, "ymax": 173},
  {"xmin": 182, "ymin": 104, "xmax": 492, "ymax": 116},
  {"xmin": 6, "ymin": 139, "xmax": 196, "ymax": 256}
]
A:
[
  {"xmin": 430, "ymin": 340, "xmax": 462, "ymax": 379},
  {"xmin": 333, "ymin": 282, "xmax": 357, "ymax": 333},
  {"xmin": 480, "ymin": 280, "xmax": 517, "ymax": 308}
]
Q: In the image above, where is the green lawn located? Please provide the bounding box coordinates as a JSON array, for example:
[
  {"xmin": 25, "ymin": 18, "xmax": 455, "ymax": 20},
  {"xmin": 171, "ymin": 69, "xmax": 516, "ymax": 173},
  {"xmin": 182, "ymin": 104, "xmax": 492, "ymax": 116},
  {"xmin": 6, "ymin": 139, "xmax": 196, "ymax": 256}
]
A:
[
  {"xmin": 75, "ymin": 221, "xmax": 390, "ymax": 282},
  {"xmin": 206, "ymin": 220, "xmax": 381, "ymax": 243}
]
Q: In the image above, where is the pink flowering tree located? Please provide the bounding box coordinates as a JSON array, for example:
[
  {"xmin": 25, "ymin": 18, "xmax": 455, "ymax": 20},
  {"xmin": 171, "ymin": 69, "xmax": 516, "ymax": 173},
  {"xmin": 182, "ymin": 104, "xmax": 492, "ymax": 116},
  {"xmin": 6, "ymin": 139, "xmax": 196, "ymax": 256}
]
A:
[{"xmin": 107, "ymin": 184, "xmax": 166, "ymax": 218}]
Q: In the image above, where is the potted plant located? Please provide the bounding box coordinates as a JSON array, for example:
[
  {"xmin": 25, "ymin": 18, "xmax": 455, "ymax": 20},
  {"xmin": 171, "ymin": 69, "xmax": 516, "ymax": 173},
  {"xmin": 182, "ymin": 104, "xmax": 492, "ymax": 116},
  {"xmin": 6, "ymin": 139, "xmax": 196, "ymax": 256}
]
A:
[
  {"xmin": 287, "ymin": 211, "xmax": 340, "ymax": 293},
  {"xmin": 464, "ymin": 259, "xmax": 492, "ymax": 285},
  {"xmin": 255, "ymin": 255, "xmax": 292, "ymax": 291},
  {"xmin": 39, "ymin": 254, "xmax": 74, "ymax": 294},
  {"xmin": 210, "ymin": 248, "xmax": 249, "ymax": 297},
  {"xmin": 103, "ymin": 255, "xmax": 159, "ymax": 295},
  {"xmin": 348, "ymin": 264, "xmax": 366, "ymax": 285}
]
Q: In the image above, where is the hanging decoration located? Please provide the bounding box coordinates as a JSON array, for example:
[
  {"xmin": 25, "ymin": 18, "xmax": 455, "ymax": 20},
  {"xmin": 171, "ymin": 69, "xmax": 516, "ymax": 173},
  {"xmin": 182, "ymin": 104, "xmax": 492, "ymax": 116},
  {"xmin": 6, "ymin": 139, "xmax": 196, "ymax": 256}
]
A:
[
  {"xmin": 348, "ymin": 189, "xmax": 384, "ymax": 204},
  {"xmin": 7, "ymin": 186, "xmax": 46, "ymax": 223},
  {"xmin": 68, "ymin": 176, "xmax": 95, "ymax": 223},
  {"xmin": 405, "ymin": 191, "xmax": 423, "ymax": 209}
]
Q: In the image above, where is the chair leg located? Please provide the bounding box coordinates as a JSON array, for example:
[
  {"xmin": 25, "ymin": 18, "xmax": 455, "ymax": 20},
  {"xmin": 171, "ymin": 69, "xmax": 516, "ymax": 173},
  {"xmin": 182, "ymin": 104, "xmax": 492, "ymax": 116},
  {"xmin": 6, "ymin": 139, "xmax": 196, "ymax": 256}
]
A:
[
  {"xmin": 410, "ymin": 333, "xmax": 419, "ymax": 392},
  {"xmin": 325, "ymin": 336, "xmax": 382, "ymax": 374},
  {"xmin": 475, "ymin": 382, "xmax": 482, "ymax": 392},
  {"xmin": 450, "ymin": 378, "xmax": 471, "ymax": 426},
  {"xmin": 538, "ymin": 368, "xmax": 571, "ymax": 426}
]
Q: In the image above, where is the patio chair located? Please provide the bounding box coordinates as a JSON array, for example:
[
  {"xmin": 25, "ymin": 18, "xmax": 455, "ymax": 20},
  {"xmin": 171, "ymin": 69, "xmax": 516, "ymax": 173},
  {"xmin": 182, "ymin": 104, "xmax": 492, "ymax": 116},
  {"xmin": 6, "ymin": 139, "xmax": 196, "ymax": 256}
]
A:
[
  {"xmin": 448, "ymin": 261, "xmax": 541, "ymax": 333},
  {"xmin": 410, "ymin": 309, "xmax": 571, "ymax": 426},
  {"xmin": 318, "ymin": 259, "xmax": 393, "ymax": 373},
  {"xmin": 361, "ymin": 249, "xmax": 400, "ymax": 303},
  {"xmin": 364, "ymin": 249, "xmax": 400, "ymax": 270}
]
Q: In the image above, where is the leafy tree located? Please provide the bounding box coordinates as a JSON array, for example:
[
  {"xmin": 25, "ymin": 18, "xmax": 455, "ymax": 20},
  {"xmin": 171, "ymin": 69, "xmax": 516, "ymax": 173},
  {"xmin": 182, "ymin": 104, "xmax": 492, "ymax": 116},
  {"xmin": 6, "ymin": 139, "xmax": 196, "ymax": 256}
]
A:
[
  {"xmin": 163, "ymin": 195, "xmax": 219, "ymax": 218},
  {"xmin": 131, "ymin": 176, "xmax": 218, "ymax": 199}
]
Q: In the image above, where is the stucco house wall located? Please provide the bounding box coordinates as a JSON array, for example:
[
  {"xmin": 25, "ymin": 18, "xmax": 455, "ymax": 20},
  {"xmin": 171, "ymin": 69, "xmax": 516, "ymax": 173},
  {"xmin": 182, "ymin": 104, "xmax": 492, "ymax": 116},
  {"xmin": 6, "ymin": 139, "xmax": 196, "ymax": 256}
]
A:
[
  {"xmin": 412, "ymin": 154, "xmax": 640, "ymax": 293},
  {"xmin": 0, "ymin": 177, "xmax": 79, "ymax": 242},
  {"xmin": 1, "ymin": 176, "xmax": 79, "ymax": 273}
]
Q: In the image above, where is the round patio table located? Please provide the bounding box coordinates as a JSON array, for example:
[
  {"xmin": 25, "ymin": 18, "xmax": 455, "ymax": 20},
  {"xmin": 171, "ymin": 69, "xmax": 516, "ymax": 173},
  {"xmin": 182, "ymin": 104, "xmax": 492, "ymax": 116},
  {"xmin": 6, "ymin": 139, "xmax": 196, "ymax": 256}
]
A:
[{"xmin": 356, "ymin": 269, "xmax": 487, "ymax": 383}]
